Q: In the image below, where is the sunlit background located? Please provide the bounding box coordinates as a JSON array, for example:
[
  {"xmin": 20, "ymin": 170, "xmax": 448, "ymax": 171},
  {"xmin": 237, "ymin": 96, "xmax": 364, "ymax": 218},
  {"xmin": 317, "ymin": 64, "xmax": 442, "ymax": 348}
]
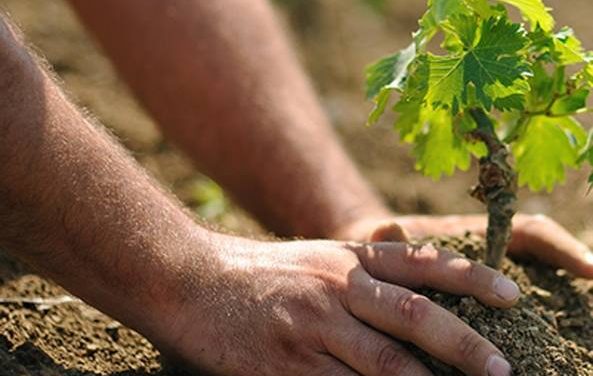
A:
[{"xmin": 3, "ymin": 0, "xmax": 592, "ymax": 245}]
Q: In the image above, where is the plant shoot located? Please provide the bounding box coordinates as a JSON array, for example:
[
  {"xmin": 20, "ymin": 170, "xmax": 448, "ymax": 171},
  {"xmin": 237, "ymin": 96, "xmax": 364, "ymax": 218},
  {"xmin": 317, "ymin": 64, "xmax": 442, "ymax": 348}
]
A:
[{"xmin": 366, "ymin": 0, "xmax": 593, "ymax": 269}]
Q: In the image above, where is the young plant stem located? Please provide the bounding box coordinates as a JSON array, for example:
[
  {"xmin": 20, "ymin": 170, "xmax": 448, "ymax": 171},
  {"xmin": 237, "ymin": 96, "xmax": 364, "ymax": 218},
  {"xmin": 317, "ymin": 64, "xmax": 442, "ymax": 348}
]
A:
[{"xmin": 468, "ymin": 108, "xmax": 518, "ymax": 269}]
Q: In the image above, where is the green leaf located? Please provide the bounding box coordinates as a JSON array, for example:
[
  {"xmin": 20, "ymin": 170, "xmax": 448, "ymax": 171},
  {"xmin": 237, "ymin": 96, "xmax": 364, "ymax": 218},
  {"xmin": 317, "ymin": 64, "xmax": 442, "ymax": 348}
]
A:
[
  {"xmin": 429, "ymin": 0, "xmax": 472, "ymax": 23},
  {"xmin": 364, "ymin": 0, "xmax": 593, "ymax": 196},
  {"xmin": 552, "ymin": 66, "xmax": 567, "ymax": 94},
  {"xmin": 416, "ymin": 11, "xmax": 439, "ymax": 48},
  {"xmin": 365, "ymin": 54, "xmax": 400, "ymax": 99},
  {"xmin": 366, "ymin": 44, "xmax": 416, "ymax": 125},
  {"xmin": 415, "ymin": 0, "xmax": 493, "ymax": 48},
  {"xmin": 583, "ymin": 64, "xmax": 593, "ymax": 87},
  {"xmin": 577, "ymin": 131, "xmax": 593, "ymax": 164},
  {"xmin": 485, "ymin": 79, "xmax": 530, "ymax": 111},
  {"xmin": 367, "ymin": 89, "xmax": 393, "ymax": 126},
  {"xmin": 393, "ymin": 99, "xmax": 480, "ymax": 179},
  {"xmin": 551, "ymin": 88, "xmax": 590, "ymax": 116},
  {"xmin": 423, "ymin": 17, "xmax": 529, "ymax": 112},
  {"xmin": 554, "ymin": 27, "xmax": 588, "ymax": 65},
  {"xmin": 456, "ymin": 113, "xmax": 489, "ymax": 157},
  {"xmin": 412, "ymin": 109, "xmax": 472, "ymax": 179},
  {"xmin": 513, "ymin": 116, "xmax": 586, "ymax": 191},
  {"xmin": 441, "ymin": 13, "xmax": 479, "ymax": 49},
  {"xmin": 493, "ymin": 94, "xmax": 526, "ymax": 111},
  {"xmin": 503, "ymin": 114, "xmax": 529, "ymax": 143},
  {"xmin": 557, "ymin": 116, "xmax": 588, "ymax": 147},
  {"xmin": 527, "ymin": 26, "xmax": 557, "ymax": 63},
  {"xmin": 365, "ymin": 43, "xmax": 416, "ymax": 99},
  {"xmin": 526, "ymin": 63, "xmax": 571, "ymax": 110},
  {"xmin": 528, "ymin": 62, "xmax": 555, "ymax": 106},
  {"xmin": 391, "ymin": 57, "xmax": 431, "ymax": 137},
  {"xmin": 498, "ymin": 0, "xmax": 554, "ymax": 31},
  {"xmin": 393, "ymin": 99, "xmax": 425, "ymax": 142},
  {"xmin": 424, "ymin": 54, "xmax": 464, "ymax": 112},
  {"xmin": 466, "ymin": 0, "xmax": 501, "ymax": 19}
]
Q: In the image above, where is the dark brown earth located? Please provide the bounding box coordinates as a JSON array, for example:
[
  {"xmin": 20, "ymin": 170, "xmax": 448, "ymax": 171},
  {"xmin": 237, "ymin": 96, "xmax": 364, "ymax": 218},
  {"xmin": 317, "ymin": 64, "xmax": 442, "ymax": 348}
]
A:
[
  {"xmin": 0, "ymin": 251, "xmax": 197, "ymax": 376},
  {"xmin": 0, "ymin": 253, "xmax": 168, "ymax": 376},
  {"xmin": 1, "ymin": 0, "xmax": 593, "ymax": 375}
]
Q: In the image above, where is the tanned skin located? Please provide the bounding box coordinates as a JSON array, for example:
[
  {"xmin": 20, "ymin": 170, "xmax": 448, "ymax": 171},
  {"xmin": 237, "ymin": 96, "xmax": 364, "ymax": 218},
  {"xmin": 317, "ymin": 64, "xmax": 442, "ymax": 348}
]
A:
[
  {"xmin": 0, "ymin": 1, "xmax": 591, "ymax": 375},
  {"xmin": 67, "ymin": 0, "xmax": 593, "ymax": 277},
  {"xmin": 66, "ymin": 0, "xmax": 392, "ymax": 240}
]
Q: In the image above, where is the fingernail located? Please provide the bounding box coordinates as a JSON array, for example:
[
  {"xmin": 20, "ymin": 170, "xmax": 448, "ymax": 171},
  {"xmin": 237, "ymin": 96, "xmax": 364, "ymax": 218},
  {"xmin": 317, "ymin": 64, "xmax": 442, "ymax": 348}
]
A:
[
  {"xmin": 487, "ymin": 354, "xmax": 512, "ymax": 376},
  {"xmin": 494, "ymin": 276, "xmax": 520, "ymax": 302}
]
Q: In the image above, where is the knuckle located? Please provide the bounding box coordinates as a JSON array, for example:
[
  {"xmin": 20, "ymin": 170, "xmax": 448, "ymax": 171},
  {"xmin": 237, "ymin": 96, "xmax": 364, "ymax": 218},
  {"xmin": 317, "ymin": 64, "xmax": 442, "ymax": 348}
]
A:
[
  {"xmin": 523, "ymin": 214, "xmax": 553, "ymax": 230},
  {"xmin": 394, "ymin": 292, "xmax": 430, "ymax": 326},
  {"xmin": 463, "ymin": 260, "xmax": 479, "ymax": 285},
  {"xmin": 376, "ymin": 344, "xmax": 413, "ymax": 375},
  {"xmin": 457, "ymin": 331, "xmax": 485, "ymax": 363},
  {"xmin": 531, "ymin": 214, "xmax": 551, "ymax": 223},
  {"xmin": 354, "ymin": 243, "xmax": 377, "ymax": 275}
]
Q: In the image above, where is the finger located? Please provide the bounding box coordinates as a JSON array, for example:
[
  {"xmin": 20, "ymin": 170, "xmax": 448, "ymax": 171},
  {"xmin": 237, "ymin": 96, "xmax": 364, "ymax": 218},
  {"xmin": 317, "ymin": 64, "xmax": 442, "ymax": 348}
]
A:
[
  {"xmin": 313, "ymin": 354, "xmax": 361, "ymax": 376},
  {"xmin": 323, "ymin": 313, "xmax": 432, "ymax": 376},
  {"xmin": 398, "ymin": 214, "xmax": 593, "ymax": 278},
  {"xmin": 369, "ymin": 221, "xmax": 410, "ymax": 243},
  {"xmin": 347, "ymin": 275, "xmax": 512, "ymax": 376},
  {"xmin": 509, "ymin": 214, "xmax": 593, "ymax": 278},
  {"xmin": 351, "ymin": 242, "xmax": 520, "ymax": 308}
]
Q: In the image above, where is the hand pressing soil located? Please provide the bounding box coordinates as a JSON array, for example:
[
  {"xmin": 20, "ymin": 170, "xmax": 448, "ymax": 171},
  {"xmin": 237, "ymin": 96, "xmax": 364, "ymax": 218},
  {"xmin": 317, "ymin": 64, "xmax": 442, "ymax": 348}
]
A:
[{"xmin": 410, "ymin": 234, "xmax": 593, "ymax": 376}]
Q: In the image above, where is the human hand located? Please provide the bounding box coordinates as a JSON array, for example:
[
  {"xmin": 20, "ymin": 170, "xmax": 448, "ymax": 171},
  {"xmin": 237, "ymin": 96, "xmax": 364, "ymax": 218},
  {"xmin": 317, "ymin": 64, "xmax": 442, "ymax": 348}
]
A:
[
  {"xmin": 337, "ymin": 214, "xmax": 593, "ymax": 278},
  {"xmin": 161, "ymin": 235, "xmax": 517, "ymax": 376}
]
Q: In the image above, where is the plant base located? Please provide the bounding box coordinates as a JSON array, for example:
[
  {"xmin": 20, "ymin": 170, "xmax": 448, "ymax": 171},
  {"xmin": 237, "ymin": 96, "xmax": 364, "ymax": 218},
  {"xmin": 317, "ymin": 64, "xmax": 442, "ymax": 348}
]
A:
[{"xmin": 409, "ymin": 234, "xmax": 593, "ymax": 376}]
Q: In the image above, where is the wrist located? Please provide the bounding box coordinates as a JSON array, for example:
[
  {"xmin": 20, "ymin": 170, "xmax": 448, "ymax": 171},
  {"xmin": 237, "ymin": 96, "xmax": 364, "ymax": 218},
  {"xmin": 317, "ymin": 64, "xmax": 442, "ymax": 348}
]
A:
[
  {"xmin": 124, "ymin": 226, "xmax": 218, "ymax": 341},
  {"xmin": 151, "ymin": 231, "xmax": 265, "ymax": 362},
  {"xmin": 142, "ymin": 229, "xmax": 260, "ymax": 350}
]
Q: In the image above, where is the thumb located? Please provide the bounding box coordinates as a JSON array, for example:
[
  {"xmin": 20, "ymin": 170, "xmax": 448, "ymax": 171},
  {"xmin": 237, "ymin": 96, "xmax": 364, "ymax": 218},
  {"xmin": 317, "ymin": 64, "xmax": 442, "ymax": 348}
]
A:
[{"xmin": 368, "ymin": 221, "xmax": 410, "ymax": 242}]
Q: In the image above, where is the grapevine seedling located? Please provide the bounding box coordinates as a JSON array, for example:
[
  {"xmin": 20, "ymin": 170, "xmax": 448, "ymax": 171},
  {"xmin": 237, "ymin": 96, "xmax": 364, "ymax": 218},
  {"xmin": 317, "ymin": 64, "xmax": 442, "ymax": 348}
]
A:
[{"xmin": 366, "ymin": 0, "xmax": 593, "ymax": 269}]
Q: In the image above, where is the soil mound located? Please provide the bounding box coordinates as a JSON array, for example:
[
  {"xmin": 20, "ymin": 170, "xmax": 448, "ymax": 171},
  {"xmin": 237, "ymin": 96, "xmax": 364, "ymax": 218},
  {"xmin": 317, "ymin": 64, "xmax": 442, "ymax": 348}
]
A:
[{"xmin": 411, "ymin": 235, "xmax": 593, "ymax": 376}]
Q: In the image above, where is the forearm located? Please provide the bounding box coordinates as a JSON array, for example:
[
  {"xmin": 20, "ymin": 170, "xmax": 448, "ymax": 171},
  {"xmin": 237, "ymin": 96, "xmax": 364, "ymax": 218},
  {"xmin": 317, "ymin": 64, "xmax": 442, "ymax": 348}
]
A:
[
  {"xmin": 0, "ymin": 19, "xmax": 220, "ymax": 343},
  {"xmin": 67, "ymin": 0, "xmax": 391, "ymax": 238}
]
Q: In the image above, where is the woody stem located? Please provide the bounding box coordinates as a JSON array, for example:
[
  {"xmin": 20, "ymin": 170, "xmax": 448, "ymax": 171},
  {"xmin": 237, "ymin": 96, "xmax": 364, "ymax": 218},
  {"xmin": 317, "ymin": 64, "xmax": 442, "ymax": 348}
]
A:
[{"xmin": 469, "ymin": 108, "xmax": 518, "ymax": 269}]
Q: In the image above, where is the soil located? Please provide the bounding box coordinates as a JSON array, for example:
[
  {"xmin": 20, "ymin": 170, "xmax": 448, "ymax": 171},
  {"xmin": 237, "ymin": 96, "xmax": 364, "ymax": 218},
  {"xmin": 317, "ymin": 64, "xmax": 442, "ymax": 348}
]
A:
[
  {"xmin": 0, "ymin": 0, "xmax": 593, "ymax": 375},
  {"xmin": 0, "ymin": 252, "xmax": 187, "ymax": 376},
  {"xmin": 2, "ymin": 236, "xmax": 592, "ymax": 375},
  {"xmin": 410, "ymin": 235, "xmax": 593, "ymax": 375}
]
